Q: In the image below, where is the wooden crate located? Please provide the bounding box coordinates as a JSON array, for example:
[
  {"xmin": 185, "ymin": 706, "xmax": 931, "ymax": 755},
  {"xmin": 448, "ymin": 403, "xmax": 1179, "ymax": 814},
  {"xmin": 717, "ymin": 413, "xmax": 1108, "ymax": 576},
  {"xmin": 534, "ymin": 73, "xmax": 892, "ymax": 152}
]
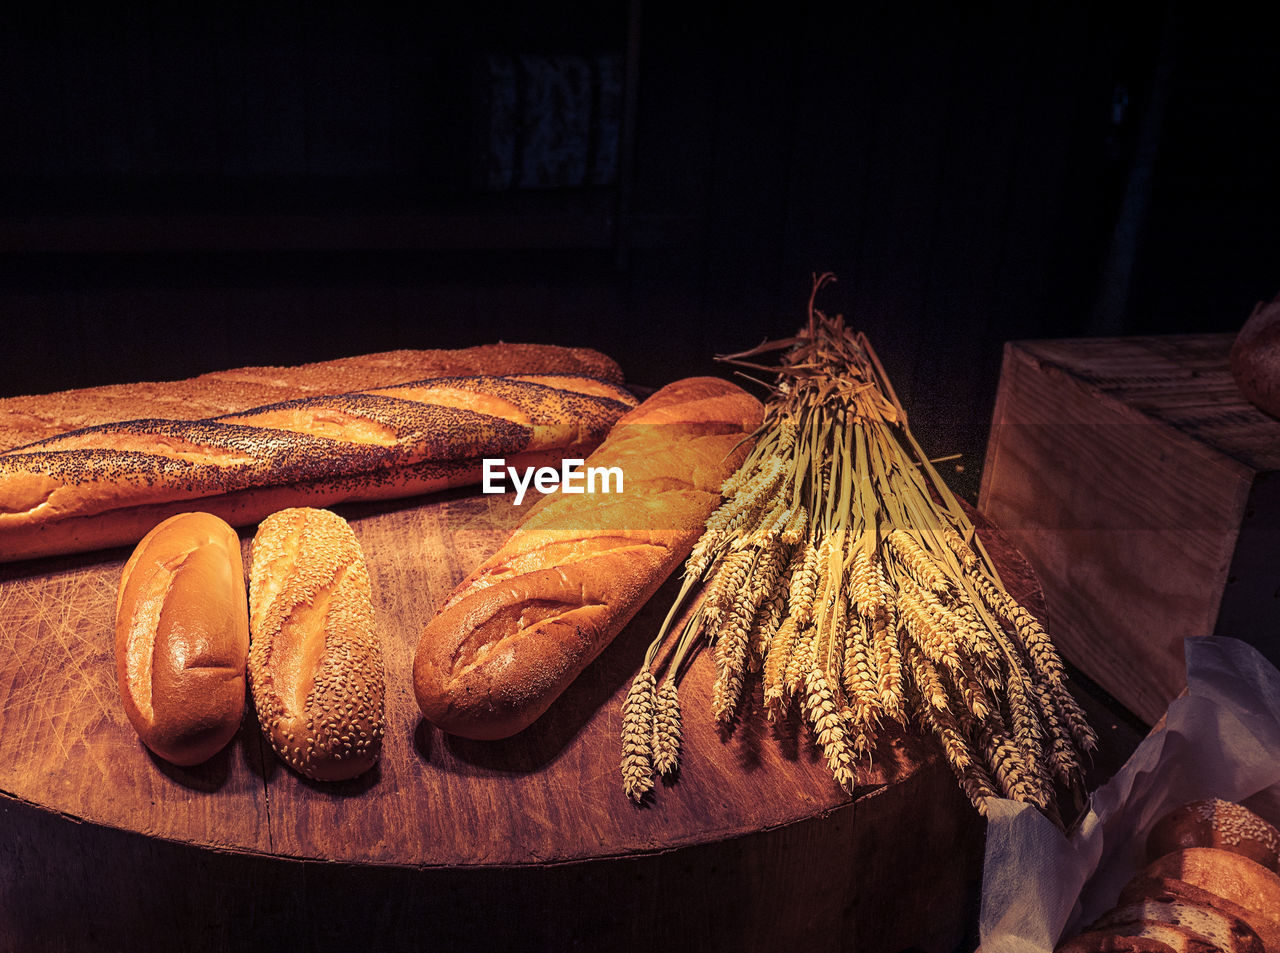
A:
[{"xmin": 979, "ymin": 334, "xmax": 1280, "ymax": 725}]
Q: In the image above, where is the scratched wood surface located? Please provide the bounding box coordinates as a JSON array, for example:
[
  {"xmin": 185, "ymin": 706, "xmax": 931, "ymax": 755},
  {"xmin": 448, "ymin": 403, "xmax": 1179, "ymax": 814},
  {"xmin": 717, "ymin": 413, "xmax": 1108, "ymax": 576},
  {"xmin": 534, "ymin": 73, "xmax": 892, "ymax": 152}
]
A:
[
  {"xmin": 0, "ymin": 489, "xmax": 1047, "ymax": 861},
  {"xmin": 0, "ymin": 485, "xmax": 933, "ymax": 864},
  {"xmin": 0, "ymin": 485, "xmax": 1043, "ymax": 950}
]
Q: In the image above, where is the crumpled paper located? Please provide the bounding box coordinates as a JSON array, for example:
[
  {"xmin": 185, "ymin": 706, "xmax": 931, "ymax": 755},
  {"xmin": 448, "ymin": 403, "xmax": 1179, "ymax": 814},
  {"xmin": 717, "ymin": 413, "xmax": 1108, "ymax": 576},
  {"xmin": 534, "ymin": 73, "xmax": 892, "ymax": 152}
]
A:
[{"xmin": 979, "ymin": 637, "xmax": 1280, "ymax": 953}]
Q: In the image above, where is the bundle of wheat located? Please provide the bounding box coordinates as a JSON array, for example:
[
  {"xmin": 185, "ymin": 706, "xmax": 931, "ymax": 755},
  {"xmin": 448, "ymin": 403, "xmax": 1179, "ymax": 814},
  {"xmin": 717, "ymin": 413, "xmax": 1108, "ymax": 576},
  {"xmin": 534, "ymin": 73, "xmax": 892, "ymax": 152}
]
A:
[{"xmin": 621, "ymin": 274, "xmax": 1096, "ymax": 819}]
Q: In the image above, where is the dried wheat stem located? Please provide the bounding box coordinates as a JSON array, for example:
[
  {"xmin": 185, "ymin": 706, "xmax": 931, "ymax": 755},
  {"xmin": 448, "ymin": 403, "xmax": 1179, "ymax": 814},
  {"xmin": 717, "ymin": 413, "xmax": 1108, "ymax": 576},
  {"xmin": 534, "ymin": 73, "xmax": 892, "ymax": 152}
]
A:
[
  {"xmin": 1050, "ymin": 679, "xmax": 1098, "ymax": 754},
  {"xmin": 1003, "ymin": 664, "xmax": 1046, "ymax": 767},
  {"xmin": 951, "ymin": 599, "xmax": 1004, "ymax": 675},
  {"xmin": 886, "ymin": 529, "xmax": 950, "ymax": 595},
  {"xmin": 702, "ymin": 549, "xmax": 755, "ymax": 630},
  {"xmin": 788, "ymin": 542, "xmax": 821, "ymax": 627},
  {"xmin": 976, "ymin": 722, "xmax": 1050, "ymax": 809},
  {"xmin": 783, "ymin": 627, "xmax": 817, "ymax": 700},
  {"xmin": 905, "ymin": 644, "xmax": 950, "ymax": 713},
  {"xmin": 841, "ymin": 612, "xmax": 881, "ymax": 728},
  {"xmin": 763, "ymin": 616, "xmax": 801, "ymax": 716},
  {"xmin": 917, "ymin": 694, "xmax": 976, "ymax": 775},
  {"xmin": 781, "ymin": 505, "xmax": 810, "ymax": 546},
  {"xmin": 948, "ymin": 661, "xmax": 995, "ymax": 722},
  {"xmin": 897, "ymin": 576, "xmax": 961, "ymax": 670},
  {"xmin": 1033, "ymin": 676, "xmax": 1085, "ymax": 788},
  {"xmin": 621, "ymin": 670, "xmax": 657, "ymax": 802},
  {"xmin": 968, "ymin": 570, "xmax": 1067, "ymax": 687},
  {"xmin": 960, "ymin": 763, "xmax": 1001, "ymax": 815},
  {"xmin": 940, "ymin": 522, "xmax": 979, "ymax": 572},
  {"xmin": 804, "ymin": 668, "xmax": 857, "ymax": 793},
  {"xmin": 749, "ymin": 591, "xmax": 787, "ymax": 672},
  {"xmin": 651, "ymin": 677, "xmax": 683, "ymax": 777}
]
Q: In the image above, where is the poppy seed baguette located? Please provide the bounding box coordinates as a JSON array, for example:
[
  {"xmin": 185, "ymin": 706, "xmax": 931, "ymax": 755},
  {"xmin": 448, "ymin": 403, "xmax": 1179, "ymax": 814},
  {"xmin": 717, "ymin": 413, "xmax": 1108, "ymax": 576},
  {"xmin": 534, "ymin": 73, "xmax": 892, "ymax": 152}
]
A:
[
  {"xmin": 0, "ymin": 374, "xmax": 636, "ymax": 562},
  {"xmin": 0, "ymin": 342, "xmax": 624, "ymax": 453},
  {"xmin": 413, "ymin": 376, "xmax": 763, "ymax": 740}
]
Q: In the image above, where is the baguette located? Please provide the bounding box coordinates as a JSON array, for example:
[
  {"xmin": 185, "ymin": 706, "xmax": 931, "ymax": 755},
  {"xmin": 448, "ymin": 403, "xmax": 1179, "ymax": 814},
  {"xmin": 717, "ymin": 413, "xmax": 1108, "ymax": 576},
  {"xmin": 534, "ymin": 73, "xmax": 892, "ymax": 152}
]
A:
[
  {"xmin": 0, "ymin": 343, "xmax": 624, "ymax": 452},
  {"xmin": 115, "ymin": 512, "xmax": 250, "ymax": 766},
  {"xmin": 414, "ymin": 376, "xmax": 763, "ymax": 740},
  {"xmin": 0, "ymin": 374, "xmax": 636, "ymax": 562},
  {"xmin": 248, "ymin": 507, "xmax": 383, "ymax": 782}
]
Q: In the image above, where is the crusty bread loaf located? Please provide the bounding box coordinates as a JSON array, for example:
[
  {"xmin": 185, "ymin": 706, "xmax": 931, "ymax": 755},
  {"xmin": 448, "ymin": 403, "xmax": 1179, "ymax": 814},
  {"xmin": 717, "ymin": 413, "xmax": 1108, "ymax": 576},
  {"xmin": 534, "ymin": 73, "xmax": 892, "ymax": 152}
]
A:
[
  {"xmin": 1148, "ymin": 798, "xmax": 1280, "ymax": 874},
  {"xmin": 1056, "ymin": 932, "xmax": 1179, "ymax": 953},
  {"xmin": 0, "ymin": 343, "xmax": 624, "ymax": 452},
  {"xmin": 115, "ymin": 511, "xmax": 250, "ymax": 766},
  {"xmin": 1140, "ymin": 849, "xmax": 1280, "ymax": 947},
  {"xmin": 248, "ymin": 507, "xmax": 383, "ymax": 782},
  {"xmin": 1095, "ymin": 899, "xmax": 1263, "ymax": 953},
  {"xmin": 1119, "ymin": 876, "xmax": 1280, "ymax": 952},
  {"xmin": 1057, "ymin": 800, "xmax": 1280, "ymax": 953},
  {"xmin": 0, "ymin": 374, "xmax": 636, "ymax": 563},
  {"xmin": 413, "ymin": 376, "xmax": 763, "ymax": 740},
  {"xmin": 1072, "ymin": 921, "xmax": 1216, "ymax": 953}
]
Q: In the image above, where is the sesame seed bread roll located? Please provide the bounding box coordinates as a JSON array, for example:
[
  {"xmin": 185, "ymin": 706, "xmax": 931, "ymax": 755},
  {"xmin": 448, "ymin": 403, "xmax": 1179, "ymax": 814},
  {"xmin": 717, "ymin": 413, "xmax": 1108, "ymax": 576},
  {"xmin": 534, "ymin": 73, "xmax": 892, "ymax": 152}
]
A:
[
  {"xmin": 115, "ymin": 512, "xmax": 250, "ymax": 766},
  {"xmin": 0, "ymin": 373, "xmax": 637, "ymax": 563},
  {"xmin": 248, "ymin": 507, "xmax": 384, "ymax": 782},
  {"xmin": 414, "ymin": 377, "xmax": 763, "ymax": 740},
  {"xmin": 0, "ymin": 342, "xmax": 624, "ymax": 452},
  {"xmin": 1148, "ymin": 799, "xmax": 1280, "ymax": 874}
]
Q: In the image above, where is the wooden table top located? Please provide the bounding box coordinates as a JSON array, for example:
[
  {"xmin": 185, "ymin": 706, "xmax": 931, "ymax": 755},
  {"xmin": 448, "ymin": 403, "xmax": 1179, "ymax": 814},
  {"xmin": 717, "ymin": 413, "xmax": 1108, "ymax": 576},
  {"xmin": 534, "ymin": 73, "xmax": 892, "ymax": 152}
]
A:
[{"xmin": 0, "ymin": 485, "xmax": 980, "ymax": 868}]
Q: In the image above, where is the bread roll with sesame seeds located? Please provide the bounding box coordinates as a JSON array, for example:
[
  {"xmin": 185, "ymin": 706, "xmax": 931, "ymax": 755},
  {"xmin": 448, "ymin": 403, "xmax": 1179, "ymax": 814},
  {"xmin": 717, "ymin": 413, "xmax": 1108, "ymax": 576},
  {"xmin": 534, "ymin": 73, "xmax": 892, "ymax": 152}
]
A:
[
  {"xmin": 1148, "ymin": 799, "xmax": 1280, "ymax": 875},
  {"xmin": 248, "ymin": 507, "xmax": 384, "ymax": 782},
  {"xmin": 414, "ymin": 377, "xmax": 763, "ymax": 740},
  {"xmin": 115, "ymin": 511, "xmax": 250, "ymax": 766},
  {"xmin": 0, "ymin": 373, "xmax": 637, "ymax": 563}
]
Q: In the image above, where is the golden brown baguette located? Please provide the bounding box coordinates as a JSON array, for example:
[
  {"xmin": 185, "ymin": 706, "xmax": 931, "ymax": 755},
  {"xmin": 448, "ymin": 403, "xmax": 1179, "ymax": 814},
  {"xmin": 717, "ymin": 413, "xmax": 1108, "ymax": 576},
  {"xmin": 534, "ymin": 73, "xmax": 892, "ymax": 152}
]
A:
[
  {"xmin": 0, "ymin": 343, "xmax": 624, "ymax": 452},
  {"xmin": 0, "ymin": 374, "xmax": 637, "ymax": 562},
  {"xmin": 414, "ymin": 376, "xmax": 763, "ymax": 740},
  {"xmin": 248, "ymin": 507, "xmax": 383, "ymax": 782},
  {"xmin": 115, "ymin": 511, "xmax": 250, "ymax": 766}
]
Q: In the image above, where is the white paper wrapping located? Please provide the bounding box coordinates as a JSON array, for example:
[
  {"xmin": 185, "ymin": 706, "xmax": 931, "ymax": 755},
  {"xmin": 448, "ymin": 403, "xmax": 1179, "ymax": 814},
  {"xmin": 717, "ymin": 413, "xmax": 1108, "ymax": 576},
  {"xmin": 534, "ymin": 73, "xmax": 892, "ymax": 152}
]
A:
[{"xmin": 979, "ymin": 636, "xmax": 1280, "ymax": 952}]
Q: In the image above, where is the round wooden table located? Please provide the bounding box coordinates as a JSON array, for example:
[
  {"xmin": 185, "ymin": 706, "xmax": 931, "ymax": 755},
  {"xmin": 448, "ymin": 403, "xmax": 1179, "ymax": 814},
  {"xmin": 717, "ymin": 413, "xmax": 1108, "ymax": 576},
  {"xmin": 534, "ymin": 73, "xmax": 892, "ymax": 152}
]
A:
[{"xmin": 0, "ymin": 489, "xmax": 1030, "ymax": 952}]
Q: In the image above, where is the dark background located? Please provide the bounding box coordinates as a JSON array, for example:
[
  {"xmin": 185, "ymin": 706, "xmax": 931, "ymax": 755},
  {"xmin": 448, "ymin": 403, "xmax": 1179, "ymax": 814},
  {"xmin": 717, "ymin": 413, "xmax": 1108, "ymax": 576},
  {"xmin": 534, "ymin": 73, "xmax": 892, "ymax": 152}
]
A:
[{"xmin": 1, "ymin": 1, "xmax": 1277, "ymax": 500}]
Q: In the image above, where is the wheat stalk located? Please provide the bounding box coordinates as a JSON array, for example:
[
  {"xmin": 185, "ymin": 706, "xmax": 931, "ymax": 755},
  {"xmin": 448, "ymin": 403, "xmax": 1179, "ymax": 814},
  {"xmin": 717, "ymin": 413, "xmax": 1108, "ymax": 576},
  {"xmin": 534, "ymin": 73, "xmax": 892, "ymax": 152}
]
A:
[{"xmin": 619, "ymin": 273, "xmax": 1094, "ymax": 821}]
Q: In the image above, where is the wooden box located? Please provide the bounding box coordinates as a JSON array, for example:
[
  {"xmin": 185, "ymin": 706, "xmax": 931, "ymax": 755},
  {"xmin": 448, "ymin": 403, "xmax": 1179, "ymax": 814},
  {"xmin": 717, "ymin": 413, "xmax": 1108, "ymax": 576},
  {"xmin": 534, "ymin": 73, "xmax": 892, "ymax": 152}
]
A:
[{"xmin": 979, "ymin": 334, "xmax": 1280, "ymax": 725}]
